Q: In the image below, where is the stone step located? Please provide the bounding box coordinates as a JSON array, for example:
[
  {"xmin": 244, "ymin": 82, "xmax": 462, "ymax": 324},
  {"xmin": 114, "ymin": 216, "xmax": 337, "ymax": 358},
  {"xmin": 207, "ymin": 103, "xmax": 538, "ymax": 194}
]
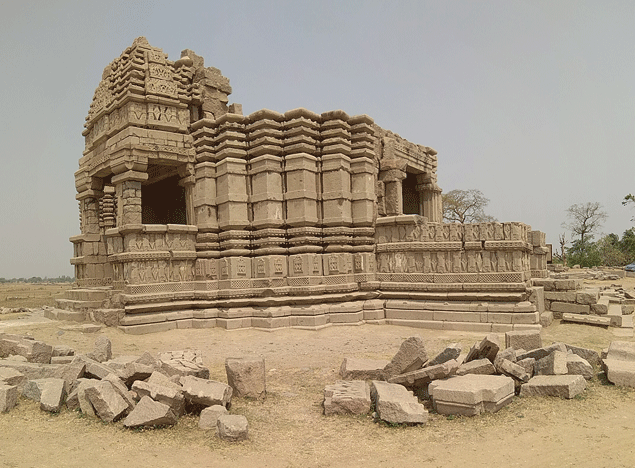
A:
[
  {"xmin": 55, "ymin": 299, "xmax": 104, "ymax": 311},
  {"xmin": 562, "ymin": 313, "xmax": 611, "ymax": 327},
  {"xmin": 43, "ymin": 308, "xmax": 86, "ymax": 322},
  {"xmin": 64, "ymin": 289, "xmax": 109, "ymax": 302}
]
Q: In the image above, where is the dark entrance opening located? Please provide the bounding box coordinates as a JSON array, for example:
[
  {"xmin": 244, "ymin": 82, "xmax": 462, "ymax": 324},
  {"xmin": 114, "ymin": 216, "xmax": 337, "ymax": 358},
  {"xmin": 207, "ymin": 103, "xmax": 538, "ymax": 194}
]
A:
[
  {"xmin": 142, "ymin": 174, "xmax": 186, "ymax": 224},
  {"xmin": 402, "ymin": 172, "xmax": 420, "ymax": 215}
]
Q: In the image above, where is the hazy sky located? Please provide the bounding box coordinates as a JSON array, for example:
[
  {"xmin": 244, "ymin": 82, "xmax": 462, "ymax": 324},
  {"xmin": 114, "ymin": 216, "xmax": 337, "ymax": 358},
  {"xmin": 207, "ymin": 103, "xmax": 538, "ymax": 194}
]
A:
[{"xmin": 1, "ymin": 0, "xmax": 633, "ymax": 278}]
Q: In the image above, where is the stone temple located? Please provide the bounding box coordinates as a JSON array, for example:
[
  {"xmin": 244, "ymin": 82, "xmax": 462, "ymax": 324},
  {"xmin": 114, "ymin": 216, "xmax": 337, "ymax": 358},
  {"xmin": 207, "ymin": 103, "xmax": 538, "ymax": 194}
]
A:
[{"xmin": 57, "ymin": 37, "xmax": 549, "ymax": 334}]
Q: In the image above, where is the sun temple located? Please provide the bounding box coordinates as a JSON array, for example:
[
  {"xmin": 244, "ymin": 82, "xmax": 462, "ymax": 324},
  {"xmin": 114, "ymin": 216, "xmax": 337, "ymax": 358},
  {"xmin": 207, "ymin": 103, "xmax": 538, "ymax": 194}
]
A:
[{"xmin": 57, "ymin": 37, "xmax": 549, "ymax": 333}]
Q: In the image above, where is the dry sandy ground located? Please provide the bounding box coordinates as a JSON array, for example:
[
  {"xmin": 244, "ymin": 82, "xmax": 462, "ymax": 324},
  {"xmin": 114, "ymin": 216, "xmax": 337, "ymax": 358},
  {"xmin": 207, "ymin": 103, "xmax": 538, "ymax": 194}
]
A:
[{"xmin": 1, "ymin": 280, "xmax": 635, "ymax": 468}]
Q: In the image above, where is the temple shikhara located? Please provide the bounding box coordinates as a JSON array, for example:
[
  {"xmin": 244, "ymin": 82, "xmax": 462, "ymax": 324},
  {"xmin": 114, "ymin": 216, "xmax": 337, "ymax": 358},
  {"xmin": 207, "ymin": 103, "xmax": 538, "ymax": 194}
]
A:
[{"xmin": 58, "ymin": 37, "xmax": 549, "ymax": 333}]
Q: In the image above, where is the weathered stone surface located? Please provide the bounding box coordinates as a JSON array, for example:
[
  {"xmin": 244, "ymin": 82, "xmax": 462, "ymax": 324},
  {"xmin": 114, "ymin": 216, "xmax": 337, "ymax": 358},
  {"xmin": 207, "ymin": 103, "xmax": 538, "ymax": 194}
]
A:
[
  {"xmin": 388, "ymin": 359, "xmax": 459, "ymax": 388},
  {"xmin": 84, "ymin": 380, "xmax": 128, "ymax": 422},
  {"xmin": 429, "ymin": 374, "xmax": 515, "ymax": 416},
  {"xmin": 102, "ymin": 355, "xmax": 139, "ymax": 372},
  {"xmin": 516, "ymin": 358, "xmax": 536, "ymax": 379},
  {"xmin": 494, "ymin": 347, "xmax": 517, "ymax": 366},
  {"xmin": 103, "ymin": 373, "xmax": 136, "ymax": 411},
  {"xmin": 132, "ymin": 380, "xmax": 184, "ymax": 416},
  {"xmin": 562, "ymin": 313, "xmax": 611, "ymax": 327},
  {"xmin": 516, "ymin": 343, "xmax": 567, "ymax": 362},
  {"xmin": 0, "ymin": 367, "xmax": 26, "ymax": 389},
  {"xmin": 603, "ymin": 359, "xmax": 635, "ymax": 387},
  {"xmin": 520, "ymin": 375, "xmax": 586, "ymax": 399},
  {"xmin": 123, "ymin": 396, "xmax": 177, "ymax": 428},
  {"xmin": 217, "ymin": 414, "xmax": 249, "ymax": 441},
  {"xmin": 52, "ymin": 358, "xmax": 85, "ymax": 391},
  {"xmin": 534, "ymin": 351, "xmax": 568, "ymax": 376},
  {"xmin": 425, "ymin": 343, "xmax": 461, "ymax": 368},
  {"xmin": 72, "ymin": 379, "xmax": 98, "ymax": 416},
  {"xmin": 39, "ymin": 378, "xmax": 67, "ymax": 412},
  {"xmin": 180, "ymin": 376, "xmax": 232, "ymax": 408},
  {"xmin": 0, "ymin": 384, "xmax": 19, "ymax": 412},
  {"xmin": 370, "ymin": 380, "xmax": 427, "ymax": 424},
  {"xmin": 497, "ymin": 359, "xmax": 530, "ymax": 383},
  {"xmin": 23, "ymin": 378, "xmax": 56, "ymax": 401},
  {"xmin": 161, "ymin": 359, "xmax": 209, "ymax": 379},
  {"xmin": 383, "ymin": 336, "xmax": 428, "ymax": 378},
  {"xmin": 225, "ymin": 357, "xmax": 266, "ymax": 400},
  {"xmin": 565, "ymin": 344, "xmax": 601, "ymax": 367},
  {"xmin": 505, "ymin": 330, "xmax": 542, "ymax": 351},
  {"xmin": 0, "ymin": 333, "xmax": 52, "ymax": 364},
  {"xmin": 323, "ymin": 380, "xmax": 371, "ymax": 416},
  {"xmin": 199, "ymin": 405, "xmax": 228, "ymax": 430},
  {"xmin": 540, "ymin": 311, "xmax": 554, "ymax": 328},
  {"xmin": 339, "ymin": 357, "xmax": 389, "ymax": 381},
  {"xmin": 86, "ymin": 335, "xmax": 112, "ymax": 363},
  {"xmin": 78, "ymin": 356, "xmax": 116, "ymax": 380},
  {"xmin": 605, "ymin": 341, "xmax": 635, "ymax": 361},
  {"xmin": 456, "ymin": 358, "xmax": 496, "ymax": 376},
  {"xmin": 147, "ymin": 370, "xmax": 182, "ymax": 390},
  {"xmin": 52, "ymin": 345, "xmax": 75, "ymax": 357},
  {"xmin": 135, "ymin": 351, "xmax": 160, "ymax": 368},
  {"xmin": 118, "ymin": 362, "xmax": 154, "ymax": 386},
  {"xmin": 566, "ymin": 354, "xmax": 594, "ymax": 380},
  {"xmin": 0, "ymin": 359, "xmax": 61, "ymax": 380},
  {"xmin": 465, "ymin": 334, "xmax": 500, "ymax": 363}
]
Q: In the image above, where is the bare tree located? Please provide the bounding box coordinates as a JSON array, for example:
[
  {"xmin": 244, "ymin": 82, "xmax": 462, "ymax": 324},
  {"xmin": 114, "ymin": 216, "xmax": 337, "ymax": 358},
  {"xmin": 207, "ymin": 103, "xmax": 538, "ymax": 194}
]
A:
[
  {"xmin": 552, "ymin": 232, "xmax": 568, "ymax": 266},
  {"xmin": 442, "ymin": 189, "xmax": 497, "ymax": 224},
  {"xmin": 562, "ymin": 202, "xmax": 608, "ymax": 244}
]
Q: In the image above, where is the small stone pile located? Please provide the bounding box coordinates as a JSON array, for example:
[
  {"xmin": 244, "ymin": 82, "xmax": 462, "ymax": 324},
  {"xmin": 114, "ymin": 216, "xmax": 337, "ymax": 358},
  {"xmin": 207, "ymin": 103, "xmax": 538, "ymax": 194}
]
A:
[
  {"xmin": 0, "ymin": 332, "xmax": 263, "ymax": 442},
  {"xmin": 325, "ymin": 331, "xmax": 606, "ymax": 422}
]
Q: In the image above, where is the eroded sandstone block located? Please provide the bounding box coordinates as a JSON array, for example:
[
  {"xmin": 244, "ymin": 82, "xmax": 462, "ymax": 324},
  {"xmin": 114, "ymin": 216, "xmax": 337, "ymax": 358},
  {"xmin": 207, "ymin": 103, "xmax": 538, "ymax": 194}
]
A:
[
  {"xmin": 425, "ymin": 343, "xmax": 461, "ymax": 368},
  {"xmin": 383, "ymin": 336, "xmax": 428, "ymax": 379},
  {"xmin": 123, "ymin": 396, "xmax": 177, "ymax": 428},
  {"xmin": 180, "ymin": 376, "xmax": 232, "ymax": 408},
  {"xmin": 323, "ymin": 380, "xmax": 371, "ymax": 416},
  {"xmin": 39, "ymin": 378, "xmax": 67, "ymax": 412},
  {"xmin": 370, "ymin": 381, "xmax": 427, "ymax": 424},
  {"xmin": 0, "ymin": 384, "xmax": 19, "ymax": 413},
  {"xmin": 456, "ymin": 358, "xmax": 496, "ymax": 376},
  {"xmin": 520, "ymin": 375, "xmax": 586, "ymax": 399},
  {"xmin": 132, "ymin": 380, "xmax": 184, "ymax": 416},
  {"xmin": 388, "ymin": 359, "xmax": 459, "ymax": 388},
  {"xmin": 84, "ymin": 380, "xmax": 128, "ymax": 422},
  {"xmin": 505, "ymin": 330, "xmax": 542, "ymax": 351},
  {"xmin": 217, "ymin": 414, "xmax": 249, "ymax": 441},
  {"xmin": 339, "ymin": 357, "xmax": 389, "ymax": 381},
  {"xmin": 225, "ymin": 357, "xmax": 266, "ymax": 400},
  {"xmin": 429, "ymin": 374, "xmax": 515, "ymax": 416},
  {"xmin": 199, "ymin": 405, "xmax": 228, "ymax": 430}
]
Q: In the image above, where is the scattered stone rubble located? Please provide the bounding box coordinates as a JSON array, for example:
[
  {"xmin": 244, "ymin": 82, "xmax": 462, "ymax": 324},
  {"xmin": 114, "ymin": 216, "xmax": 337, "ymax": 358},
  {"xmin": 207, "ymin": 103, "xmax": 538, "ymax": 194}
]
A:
[
  {"xmin": 0, "ymin": 332, "xmax": 260, "ymax": 441},
  {"xmin": 323, "ymin": 331, "xmax": 633, "ymax": 424}
]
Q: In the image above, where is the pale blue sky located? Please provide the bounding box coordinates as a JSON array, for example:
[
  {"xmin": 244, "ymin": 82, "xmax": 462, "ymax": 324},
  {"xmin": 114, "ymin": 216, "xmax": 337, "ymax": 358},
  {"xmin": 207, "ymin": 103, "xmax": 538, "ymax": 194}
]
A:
[{"xmin": 1, "ymin": 0, "xmax": 633, "ymax": 278}]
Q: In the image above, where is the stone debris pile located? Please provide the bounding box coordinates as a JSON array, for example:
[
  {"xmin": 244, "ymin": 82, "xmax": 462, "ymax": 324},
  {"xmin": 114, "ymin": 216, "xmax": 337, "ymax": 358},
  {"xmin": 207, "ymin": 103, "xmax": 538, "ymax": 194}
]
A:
[
  {"xmin": 323, "ymin": 331, "xmax": 625, "ymax": 423},
  {"xmin": 0, "ymin": 332, "xmax": 262, "ymax": 442}
]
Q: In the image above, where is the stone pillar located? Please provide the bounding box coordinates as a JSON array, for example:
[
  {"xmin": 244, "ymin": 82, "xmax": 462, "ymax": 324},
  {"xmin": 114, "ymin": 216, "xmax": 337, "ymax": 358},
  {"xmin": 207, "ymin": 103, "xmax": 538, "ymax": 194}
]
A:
[
  {"xmin": 76, "ymin": 189, "xmax": 103, "ymax": 235},
  {"xmin": 418, "ymin": 179, "xmax": 442, "ymax": 223},
  {"xmin": 380, "ymin": 169, "xmax": 406, "ymax": 216},
  {"xmin": 111, "ymin": 170, "xmax": 148, "ymax": 226},
  {"xmin": 179, "ymin": 175, "xmax": 196, "ymax": 225}
]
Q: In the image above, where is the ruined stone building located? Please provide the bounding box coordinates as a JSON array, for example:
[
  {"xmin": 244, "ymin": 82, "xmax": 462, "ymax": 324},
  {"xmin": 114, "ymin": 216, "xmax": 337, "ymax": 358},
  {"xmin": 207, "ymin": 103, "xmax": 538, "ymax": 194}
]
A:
[{"xmin": 57, "ymin": 37, "xmax": 549, "ymax": 333}]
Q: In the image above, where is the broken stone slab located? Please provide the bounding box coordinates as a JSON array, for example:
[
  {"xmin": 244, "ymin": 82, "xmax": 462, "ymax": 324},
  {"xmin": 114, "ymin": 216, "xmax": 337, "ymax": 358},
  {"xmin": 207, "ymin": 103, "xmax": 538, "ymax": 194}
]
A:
[
  {"xmin": 566, "ymin": 354, "xmax": 594, "ymax": 380},
  {"xmin": 84, "ymin": 380, "xmax": 128, "ymax": 422},
  {"xmin": 39, "ymin": 378, "xmax": 67, "ymax": 412},
  {"xmin": 52, "ymin": 357, "xmax": 86, "ymax": 392},
  {"xmin": 199, "ymin": 405, "xmax": 228, "ymax": 430},
  {"xmin": 562, "ymin": 313, "xmax": 611, "ymax": 327},
  {"xmin": 225, "ymin": 357, "xmax": 266, "ymax": 400},
  {"xmin": 0, "ymin": 367, "xmax": 26, "ymax": 390},
  {"xmin": 217, "ymin": 414, "xmax": 249, "ymax": 441},
  {"xmin": 520, "ymin": 375, "xmax": 586, "ymax": 399},
  {"xmin": 339, "ymin": 357, "xmax": 389, "ymax": 381},
  {"xmin": 134, "ymin": 351, "xmax": 160, "ymax": 369},
  {"xmin": 534, "ymin": 351, "xmax": 568, "ymax": 376},
  {"xmin": 146, "ymin": 370, "xmax": 182, "ymax": 391},
  {"xmin": 123, "ymin": 396, "xmax": 177, "ymax": 428},
  {"xmin": 465, "ymin": 334, "xmax": 500, "ymax": 363},
  {"xmin": 0, "ymin": 333, "xmax": 53, "ymax": 364},
  {"xmin": 0, "ymin": 359, "xmax": 61, "ymax": 380},
  {"xmin": 118, "ymin": 362, "xmax": 155, "ymax": 387},
  {"xmin": 51, "ymin": 356, "xmax": 75, "ymax": 365},
  {"xmin": 383, "ymin": 336, "xmax": 428, "ymax": 379},
  {"xmin": 86, "ymin": 335, "xmax": 112, "ymax": 363},
  {"xmin": 425, "ymin": 343, "xmax": 461, "ymax": 368},
  {"xmin": 51, "ymin": 345, "xmax": 74, "ymax": 357},
  {"xmin": 603, "ymin": 359, "xmax": 635, "ymax": 387},
  {"xmin": 23, "ymin": 378, "xmax": 59, "ymax": 402},
  {"xmin": 496, "ymin": 359, "xmax": 530, "ymax": 383},
  {"xmin": 0, "ymin": 384, "xmax": 19, "ymax": 413},
  {"xmin": 456, "ymin": 358, "xmax": 496, "ymax": 376},
  {"xmin": 132, "ymin": 380, "xmax": 184, "ymax": 416},
  {"xmin": 370, "ymin": 380, "xmax": 428, "ymax": 425},
  {"xmin": 159, "ymin": 350, "xmax": 204, "ymax": 365},
  {"xmin": 565, "ymin": 344, "xmax": 601, "ymax": 367},
  {"xmin": 494, "ymin": 347, "xmax": 517, "ymax": 366},
  {"xmin": 516, "ymin": 343, "xmax": 568, "ymax": 362},
  {"xmin": 323, "ymin": 380, "xmax": 371, "ymax": 416},
  {"xmin": 605, "ymin": 341, "xmax": 635, "ymax": 361},
  {"xmin": 516, "ymin": 358, "xmax": 536, "ymax": 379},
  {"xmin": 73, "ymin": 379, "xmax": 98, "ymax": 416},
  {"xmin": 428, "ymin": 374, "xmax": 515, "ymax": 416},
  {"xmin": 77, "ymin": 356, "xmax": 116, "ymax": 380},
  {"xmin": 102, "ymin": 355, "xmax": 140, "ymax": 372},
  {"xmin": 540, "ymin": 311, "xmax": 554, "ymax": 328},
  {"xmin": 388, "ymin": 359, "xmax": 459, "ymax": 388},
  {"xmin": 505, "ymin": 330, "xmax": 542, "ymax": 351},
  {"xmin": 103, "ymin": 373, "xmax": 136, "ymax": 412},
  {"xmin": 161, "ymin": 359, "xmax": 209, "ymax": 379},
  {"xmin": 180, "ymin": 376, "xmax": 232, "ymax": 408}
]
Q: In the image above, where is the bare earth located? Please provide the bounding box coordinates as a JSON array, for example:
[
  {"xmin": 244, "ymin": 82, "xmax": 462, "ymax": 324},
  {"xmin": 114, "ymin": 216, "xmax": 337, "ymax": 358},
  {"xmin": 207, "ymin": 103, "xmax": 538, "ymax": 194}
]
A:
[{"xmin": 1, "ymin": 280, "xmax": 635, "ymax": 468}]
